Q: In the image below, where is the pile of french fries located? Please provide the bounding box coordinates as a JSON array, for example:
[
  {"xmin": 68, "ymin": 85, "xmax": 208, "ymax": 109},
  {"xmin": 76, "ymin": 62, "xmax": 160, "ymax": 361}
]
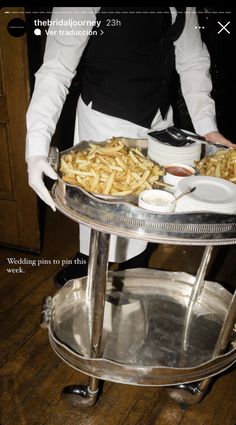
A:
[
  {"xmin": 60, "ymin": 137, "xmax": 165, "ymax": 196},
  {"xmin": 195, "ymin": 148, "xmax": 236, "ymax": 183}
]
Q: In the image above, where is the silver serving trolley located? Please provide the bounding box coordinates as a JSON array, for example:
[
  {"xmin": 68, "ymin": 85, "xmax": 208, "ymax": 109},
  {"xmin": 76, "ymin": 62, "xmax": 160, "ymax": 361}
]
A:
[{"xmin": 40, "ymin": 144, "xmax": 236, "ymax": 407}]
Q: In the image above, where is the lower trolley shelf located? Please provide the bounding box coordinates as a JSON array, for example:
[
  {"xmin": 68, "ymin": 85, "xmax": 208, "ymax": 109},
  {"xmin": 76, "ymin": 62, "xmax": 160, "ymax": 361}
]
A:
[{"xmin": 43, "ymin": 269, "xmax": 236, "ymax": 386}]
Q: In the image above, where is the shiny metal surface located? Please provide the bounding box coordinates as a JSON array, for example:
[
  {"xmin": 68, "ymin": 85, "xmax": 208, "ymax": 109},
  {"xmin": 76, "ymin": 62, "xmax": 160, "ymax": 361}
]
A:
[
  {"xmin": 211, "ymin": 290, "xmax": 236, "ymax": 357},
  {"xmin": 86, "ymin": 230, "xmax": 110, "ymax": 359},
  {"xmin": 40, "ymin": 296, "xmax": 52, "ymax": 329},
  {"xmin": 166, "ymin": 126, "xmax": 229, "ymax": 150},
  {"xmin": 167, "ymin": 383, "xmax": 206, "ymax": 405},
  {"xmin": 86, "ymin": 230, "xmax": 110, "ymax": 395},
  {"xmin": 48, "ymin": 269, "xmax": 236, "ymax": 386},
  {"xmin": 183, "ymin": 246, "xmax": 213, "ymax": 350},
  {"xmin": 194, "ymin": 290, "xmax": 236, "ymax": 396},
  {"xmin": 52, "ymin": 181, "xmax": 236, "ymax": 245}
]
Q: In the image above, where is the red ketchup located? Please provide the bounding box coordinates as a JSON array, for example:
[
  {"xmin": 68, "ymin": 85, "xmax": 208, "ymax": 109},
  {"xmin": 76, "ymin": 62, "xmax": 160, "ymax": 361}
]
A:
[{"xmin": 165, "ymin": 166, "xmax": 194, "ymax": 177}]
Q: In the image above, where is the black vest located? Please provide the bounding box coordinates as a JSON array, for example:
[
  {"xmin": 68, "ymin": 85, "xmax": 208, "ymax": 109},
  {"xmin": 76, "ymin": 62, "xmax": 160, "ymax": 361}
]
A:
[{"xmin": 81, "ymin": 7, "xmax": 186, "ymax": 128}]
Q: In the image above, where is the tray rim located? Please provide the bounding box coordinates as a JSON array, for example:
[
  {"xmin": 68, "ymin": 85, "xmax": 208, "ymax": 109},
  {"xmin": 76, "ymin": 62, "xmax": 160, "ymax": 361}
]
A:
[{"xmin": 52, "ymin": 182, "xmax": 236, "ymax": 245}]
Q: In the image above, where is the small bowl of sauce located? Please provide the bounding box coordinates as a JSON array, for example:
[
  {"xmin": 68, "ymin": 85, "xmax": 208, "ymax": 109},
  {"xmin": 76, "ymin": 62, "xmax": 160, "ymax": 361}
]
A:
[
  {"xmin": 163, "ymin": 163, "xmax": 195, "ymax": 187},
  {"xmin": 138, "ymin": 189, "xmax": 176, "ymax": 213}
]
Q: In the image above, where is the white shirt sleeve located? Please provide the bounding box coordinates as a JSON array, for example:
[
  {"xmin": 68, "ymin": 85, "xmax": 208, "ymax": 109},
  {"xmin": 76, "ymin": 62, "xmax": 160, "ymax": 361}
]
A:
[
  {"xmin": 173, "ymin": 7, "xmax": 218, "ymax": 135},
  {"xmin": 25, "ymin": 7, "xmax": 100, "ymax": 159}
]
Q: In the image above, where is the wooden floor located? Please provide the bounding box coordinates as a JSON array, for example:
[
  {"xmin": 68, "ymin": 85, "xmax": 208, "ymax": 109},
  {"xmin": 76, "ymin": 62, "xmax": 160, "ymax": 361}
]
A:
[{"xmin": 0, "ymin": 208, "xmax": 236, "ymax": 425}]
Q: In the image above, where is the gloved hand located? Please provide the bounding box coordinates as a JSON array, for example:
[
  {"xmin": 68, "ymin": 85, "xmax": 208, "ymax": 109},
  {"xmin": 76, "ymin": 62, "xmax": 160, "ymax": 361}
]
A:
[
  {"xmin": 204, "ymin": 131, "xmax": 235, "ymax": 148},
  {"xmin": 27, "ymin": 156, "xmax": 58, "ymax": 212}
]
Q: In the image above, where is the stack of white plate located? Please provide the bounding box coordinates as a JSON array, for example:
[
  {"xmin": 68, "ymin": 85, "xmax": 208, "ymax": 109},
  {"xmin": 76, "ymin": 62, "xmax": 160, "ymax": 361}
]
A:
[
  {"xmin": 148, "ymin": 136, "xmax": 202, "ymax": 166},
  {"xmin": 174, "ymin": 176, "xmax": 236, "ymax": 214}
]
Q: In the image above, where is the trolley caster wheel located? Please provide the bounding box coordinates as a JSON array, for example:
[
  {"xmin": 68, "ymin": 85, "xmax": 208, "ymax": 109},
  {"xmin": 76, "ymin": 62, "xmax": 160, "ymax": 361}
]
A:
[
  {"xmin": 167, "ymin": 383, "xmax": 205, "ymax": 406},
  {"xmin": 61, "ymin": 384, "xmax": 99, "ymax": 407}
]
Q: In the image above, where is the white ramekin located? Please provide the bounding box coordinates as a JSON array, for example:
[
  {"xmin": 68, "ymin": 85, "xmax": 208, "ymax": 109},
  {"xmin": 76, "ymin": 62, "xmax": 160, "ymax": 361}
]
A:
[
  {"xmin": 163, "ymin": 163, "xmax": 196, "ymax": 187},
  {"xmin": 138, "ymin": 189, "xmax": 176, "ymax": 213}
]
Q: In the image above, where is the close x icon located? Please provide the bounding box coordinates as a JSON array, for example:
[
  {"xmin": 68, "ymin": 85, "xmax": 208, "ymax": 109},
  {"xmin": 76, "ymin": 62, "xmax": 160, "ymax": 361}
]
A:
[{"xmin": 217, "ymin": 21, "xmax": 230, "ymax": 34}]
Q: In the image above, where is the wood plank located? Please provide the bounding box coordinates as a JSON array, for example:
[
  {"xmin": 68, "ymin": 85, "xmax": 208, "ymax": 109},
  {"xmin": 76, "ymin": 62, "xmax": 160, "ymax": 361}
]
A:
[
  {"xmin": 0, "ymin": 96, "xmax": 8, "ymax": 121},
  {"xmin": 0, "ymin": 277, "xmax": 55, "ymax": 366},
  {"xmin": 1, "ymin": 331, "xmax": 77, "ymax": 425},
  {"xmin": 37, "ymin": 382, "xmax": 164, "ymax": 425},
  {"xmin": 209, "ymin": 372, "xmax": 236, "ymax": 425},
  {"xmin": 148, "ymin": 396, "xmax": 184, "ymax": 425},
  {"xmin": 0, "ymin": 48, "xmax": 3, "ymax": 95},
  {"xmin": 120, "ymin": 387, "xmax": 167, "ymax": 425},
  {"xmin": 80, "ymin": 385, "xmax": 162, "ymax": 425}
]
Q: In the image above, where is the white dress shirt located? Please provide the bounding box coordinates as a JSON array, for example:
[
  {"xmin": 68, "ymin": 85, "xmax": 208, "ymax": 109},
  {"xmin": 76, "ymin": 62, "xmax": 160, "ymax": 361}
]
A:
[{"xmin": 25, "ymin": 7, "xmax": 218, "ymax": 262}]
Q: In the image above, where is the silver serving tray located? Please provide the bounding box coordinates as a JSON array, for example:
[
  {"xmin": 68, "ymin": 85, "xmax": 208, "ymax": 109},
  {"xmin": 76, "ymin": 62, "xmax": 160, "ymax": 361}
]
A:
[
  {"xmin": 49, "ymin": 138, "xmax": 230, "ymax": 205},
  {"xmin": 43, "ymin": 269, "xmax": 236, "ymax": 386},
  {"xmin": 50, "ymin": 140, "xmax": 236, "ymax": 244}
]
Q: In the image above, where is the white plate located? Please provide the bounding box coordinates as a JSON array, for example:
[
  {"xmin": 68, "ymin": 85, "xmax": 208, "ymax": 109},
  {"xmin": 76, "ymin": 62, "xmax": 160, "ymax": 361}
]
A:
[
  {"xmin": 148, "ymin": 148, "xmax": 200, "ymax": 156},
  {"xmin": 148, "ymin": 153, "xmax": 199, "ymax": 167},
  {"xmin": 175, "ymin": 176, "xmax": 236, "ymax": 206},
  {"xmin": 148, "ymin": 140, "xmax": 201, "ymax": 153}
]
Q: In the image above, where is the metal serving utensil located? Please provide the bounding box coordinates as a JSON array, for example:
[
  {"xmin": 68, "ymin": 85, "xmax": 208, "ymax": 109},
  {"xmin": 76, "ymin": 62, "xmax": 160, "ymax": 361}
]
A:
[
  {"xmin": 149, "ymin": 128, "xmax": 187, "ymax": 146},
  {"xmin": 172, "ymin": 186, "xmax": 196, "ymax": 204},
  {"xmin": 166, "ymin": 127, "xmax": 229, "ymax": 149},
  {"xmin": 149, "ymin": 127, "xmax": 229, "ymax": 150}
]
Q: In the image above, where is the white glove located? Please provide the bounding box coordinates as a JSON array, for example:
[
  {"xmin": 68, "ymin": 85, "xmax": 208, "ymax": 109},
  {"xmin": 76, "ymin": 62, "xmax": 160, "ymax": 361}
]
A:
[{"xmin": 27, "ymin": 156, "xmax": 58, "ymax": 212}]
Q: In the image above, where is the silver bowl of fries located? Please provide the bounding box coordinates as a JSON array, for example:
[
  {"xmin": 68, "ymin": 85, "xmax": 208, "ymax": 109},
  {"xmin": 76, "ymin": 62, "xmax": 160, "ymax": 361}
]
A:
[{"xmin": 54, "ymin": 137, "xmax": 168, "ymax": 204}]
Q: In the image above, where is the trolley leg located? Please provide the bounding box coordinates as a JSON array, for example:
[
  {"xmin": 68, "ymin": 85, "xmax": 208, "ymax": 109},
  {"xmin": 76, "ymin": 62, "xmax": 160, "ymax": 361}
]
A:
[
  {"xmin": 168, "ymin": 285, "xmax": 236, "ymax": 407},
  {"xmin": 61, "ymin": 230, "xmax": 111, "ymax": 407},
  {"xmin": 182, "ymin": 245, "xmax": 213, "ymax": 351}
]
